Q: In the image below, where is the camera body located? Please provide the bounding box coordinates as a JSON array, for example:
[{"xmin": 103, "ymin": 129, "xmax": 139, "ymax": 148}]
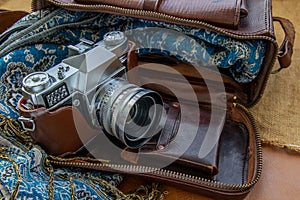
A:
[
  {"xmin": 21, "ymin": 31, "xmax": 129, "ymax": 110},
  {"xmin": 20, "ymin": 31, "xmax": 165, "ymax": 149}
]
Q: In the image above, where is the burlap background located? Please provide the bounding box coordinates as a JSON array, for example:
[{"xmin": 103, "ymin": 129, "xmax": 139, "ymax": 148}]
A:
[
  {"xmin": 0, "ymin": 0, "xmax": 31, "ymax": 11},
  {"xmin": 250, "ymin": 0, "xmax": 300, "ymax": 153},
  {"xmin": 1, "ymin": 0, "xmax": 299, "ymax": 153}
]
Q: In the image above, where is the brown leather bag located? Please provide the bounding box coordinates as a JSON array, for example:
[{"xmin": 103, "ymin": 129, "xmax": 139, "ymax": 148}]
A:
[
  {"xmin": 0, "ymin": 10, "xmax": 28, "ymax": 34},
  {"xmin": 16, "ymin": 0, "xmax": 295, "ymax": 199}
]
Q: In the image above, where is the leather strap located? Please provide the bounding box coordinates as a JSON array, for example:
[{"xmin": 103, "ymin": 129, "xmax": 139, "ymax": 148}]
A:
[
  {"xmin": 273, "ymin": 17, "xmax": 295, "ymax": 72},
  {"xmin": 126, "ymin": 41, "xmax": 138, "ymax": 71},
  {"xmin": 156, "ymin": 103, "xmax": 180, "ymax": 149},
  {"xmin": 0, "ymin": 11, "xmax": 28, "ymax": 35}
]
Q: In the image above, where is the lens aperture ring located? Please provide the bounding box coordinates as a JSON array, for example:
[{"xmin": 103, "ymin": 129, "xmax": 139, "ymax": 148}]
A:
[
  {"xmin": 110, "ymin": 87, "xmax": 142, "ymax": 141},
  {"xmin": 96, "ymin": 80, "xmax": 120, "ymax": 133}
]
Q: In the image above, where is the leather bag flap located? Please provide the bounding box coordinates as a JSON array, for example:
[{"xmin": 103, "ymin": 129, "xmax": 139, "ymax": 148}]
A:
[{"xmin": 44, "ymin": 0, "xmax": 248, "ymax": 29}]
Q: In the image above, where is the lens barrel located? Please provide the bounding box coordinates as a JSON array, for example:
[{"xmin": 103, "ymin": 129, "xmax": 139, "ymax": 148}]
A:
[{"xmin": 95, "ymin": 78, "xmax": 165, "ymax": 148}]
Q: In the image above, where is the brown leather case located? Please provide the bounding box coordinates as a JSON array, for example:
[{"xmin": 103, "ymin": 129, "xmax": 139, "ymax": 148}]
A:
[
  {"xmin": 0, "ymin": 10, "xmax": 28, "ymax": 34},
  {"xmin": 18, "ymin": 0, "xmax": 295, "ymax": 199}
]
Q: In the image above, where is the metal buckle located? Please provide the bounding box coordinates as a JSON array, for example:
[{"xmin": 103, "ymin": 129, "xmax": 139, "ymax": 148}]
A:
[{"xmin": 18, "ymin": 116, "xmax": 35, "ymax": 132}]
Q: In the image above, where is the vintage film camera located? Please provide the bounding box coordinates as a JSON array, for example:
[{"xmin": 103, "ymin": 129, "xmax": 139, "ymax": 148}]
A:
[{"xmin": 19, "ymin": 31, "xmax": 165, "ymax": 148}]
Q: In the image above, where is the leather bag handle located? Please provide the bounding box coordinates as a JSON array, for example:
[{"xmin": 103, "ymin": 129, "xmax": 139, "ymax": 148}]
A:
[{"xmin": 273, "ymin": 17, "xmax": 295, "ymax": 73}]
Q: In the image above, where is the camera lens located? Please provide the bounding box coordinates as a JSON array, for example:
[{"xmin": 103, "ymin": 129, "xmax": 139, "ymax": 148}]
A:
[
  {"xmin": 123, "ymin": 94, "xmax": 159, "ymax": 144},
  {"xmin": 127, "ymin": 104, "xmax": 138, "ymax": 123},
  {"xmin": 126, "ymin": 98, "xmax": 153, "ymax": 128},
  {"xmin": 94, "ymin": 78, "xmax": 165, "ymax": 148}
]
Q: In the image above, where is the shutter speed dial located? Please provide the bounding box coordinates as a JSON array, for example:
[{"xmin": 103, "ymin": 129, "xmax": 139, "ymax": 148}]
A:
[{"xmin": 22, "ymin": 72, "xmax": 51, "ymax": 93}]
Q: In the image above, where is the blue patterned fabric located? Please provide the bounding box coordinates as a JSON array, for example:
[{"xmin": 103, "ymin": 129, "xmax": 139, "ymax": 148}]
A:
[
  {"xmin": 0, "ymin": 8, "xmax": 268, "ymax": 199},
  {"xmin": 0, "ymin": 116, "xmax": 123, "ymax": 199}
]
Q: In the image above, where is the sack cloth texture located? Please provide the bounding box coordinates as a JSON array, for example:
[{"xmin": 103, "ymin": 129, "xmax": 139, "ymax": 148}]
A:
[{"xmin": 249, "ymin": 0, "xmax": 300, "ymax": 153}]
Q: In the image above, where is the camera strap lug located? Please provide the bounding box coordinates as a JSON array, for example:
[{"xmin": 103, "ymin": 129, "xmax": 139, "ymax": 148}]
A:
[{"xmin": 18, "ymin": 116, "xmax": 36, "ymax": 132}]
